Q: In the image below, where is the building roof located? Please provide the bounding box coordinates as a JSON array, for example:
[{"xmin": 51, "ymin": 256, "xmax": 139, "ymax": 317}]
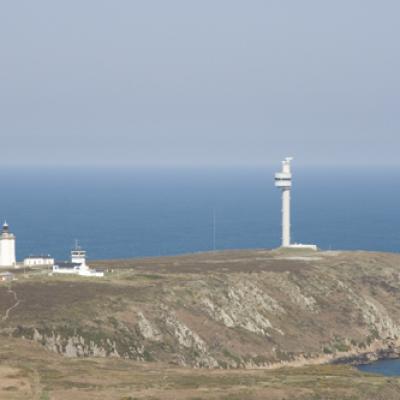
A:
[{"xmin": 25, "ymin": 255, "xmax": 53, "ymax": 259}]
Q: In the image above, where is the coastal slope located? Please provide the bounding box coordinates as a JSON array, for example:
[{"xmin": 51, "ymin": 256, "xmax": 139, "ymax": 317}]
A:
[{"xmin": 1, "ymin": 249, "xmax": 400, "ymax": 369}]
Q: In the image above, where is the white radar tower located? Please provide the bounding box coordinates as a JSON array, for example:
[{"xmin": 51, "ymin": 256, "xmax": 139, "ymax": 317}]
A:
[
  {"xmin": 275, "ymin": 157, "xmax": 293, "ymax": 247},
  {"xmin": 274, "ymin": 158, "xmax": 317, "ymax": 251}
]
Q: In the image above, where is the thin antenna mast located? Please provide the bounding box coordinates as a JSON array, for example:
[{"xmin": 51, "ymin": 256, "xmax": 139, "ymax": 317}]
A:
[{"xmin": 212, "ymin": 208, "xmax": 216, "ymax": 251}]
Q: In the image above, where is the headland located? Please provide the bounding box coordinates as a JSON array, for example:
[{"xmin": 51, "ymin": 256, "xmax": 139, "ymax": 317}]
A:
[{"xmin": 2, "ymin": 249, "xmax": 400, "ymax": 399}]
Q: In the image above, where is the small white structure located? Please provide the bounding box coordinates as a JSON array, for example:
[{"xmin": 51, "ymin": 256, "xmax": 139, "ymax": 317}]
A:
[
  {"xmin": 0, "ymin": 222, "xmax": 16, "ymax": 268},
  {"xmin": 286, "ymin": 243, "xmax": 318, "ymax": 251},
  {"xmin": 53, "ymin": 262, "xmax": 81, "ymax": 274},
  {"xmin": 53, "ymin": 243, "xmax": 104, "ymax": 277},
  {"xmin": 275, "ymin": 158, "xmax": 317, "ymax": 250},
  {"xmin": 24, "ymin": 255, "xmax": 54, "ymax": 267}
]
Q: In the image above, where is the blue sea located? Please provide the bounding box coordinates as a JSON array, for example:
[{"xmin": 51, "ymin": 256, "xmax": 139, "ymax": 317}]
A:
[
  {"xmin": 358, "ymin": 359, "xmax": 400, "ymax": 376},
  {"xmin": 0, "ymin": 166, "xmax": 399, "ymax": 261}
]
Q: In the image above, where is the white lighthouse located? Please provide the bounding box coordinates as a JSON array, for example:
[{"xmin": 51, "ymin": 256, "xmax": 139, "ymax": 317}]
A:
[
  {"xmin": 0, "ymin": 222, "xmax": 16, "ymax": 268},
  {"xmin": 274, "ymin": 158, "xmax": 317, "ymax": 250}
]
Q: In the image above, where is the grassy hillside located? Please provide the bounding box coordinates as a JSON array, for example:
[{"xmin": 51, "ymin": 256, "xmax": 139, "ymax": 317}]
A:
[
  {"xmin": 1, "ymin": 336, "xmax": 400, "ymax": 400},
  {"xmin": 2, "ymin": 249, "xmax": 400, "ymax": 398}
]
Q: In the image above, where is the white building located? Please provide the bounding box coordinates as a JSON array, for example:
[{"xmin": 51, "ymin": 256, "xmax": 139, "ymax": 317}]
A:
[
  {"xmin": 53, "ymin": 262, "xmax": 81, "ymax": 274},
  {"xmin": 71, "ymin": 247, "xmax": 87, "ymax": 268},
  {"xmin": 24, "ymin": 255, "xmax": 54, "ymax": 267},
  {"xmin": 53, "ymin": 243, "xmax": 104, "ymax": 277},
  {"xmin": 275, "ymin": 158, "xmax": 317, "ymax": 251},
  {"xmin": 0, "ymin": 222, "xmax": 16, "ymax": 268}
]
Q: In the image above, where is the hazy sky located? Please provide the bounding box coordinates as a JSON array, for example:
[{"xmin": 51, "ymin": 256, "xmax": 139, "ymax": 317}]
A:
[{"xmin": 1, "ymin": 1, "xmax": 399, "ymax": 166}]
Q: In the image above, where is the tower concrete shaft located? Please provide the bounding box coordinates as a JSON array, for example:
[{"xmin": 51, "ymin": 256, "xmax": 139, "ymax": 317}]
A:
[
  {"xmin": 281, "ymin": 187, "xmax": 291, "ymax": 247},
  {"xmin": 275, "ymin": 157, "xmax": 293, "ymax": 248}
]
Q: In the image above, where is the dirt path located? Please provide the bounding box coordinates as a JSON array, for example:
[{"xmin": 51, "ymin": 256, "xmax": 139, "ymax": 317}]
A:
[{"xmin": 1, "ymin": 288, "xmax": 20, "ymax": 321}]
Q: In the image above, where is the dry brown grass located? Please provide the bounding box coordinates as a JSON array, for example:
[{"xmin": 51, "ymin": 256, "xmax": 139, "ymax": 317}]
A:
[{"xmin": 1, "ymin": 336, "xmax": 399, "ymax": 400}]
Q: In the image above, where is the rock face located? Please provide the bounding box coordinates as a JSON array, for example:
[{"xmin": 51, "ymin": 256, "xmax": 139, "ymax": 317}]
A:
[{"xmin": 2, "ymin": 249, "xmax": 400, "ymax": 368}]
